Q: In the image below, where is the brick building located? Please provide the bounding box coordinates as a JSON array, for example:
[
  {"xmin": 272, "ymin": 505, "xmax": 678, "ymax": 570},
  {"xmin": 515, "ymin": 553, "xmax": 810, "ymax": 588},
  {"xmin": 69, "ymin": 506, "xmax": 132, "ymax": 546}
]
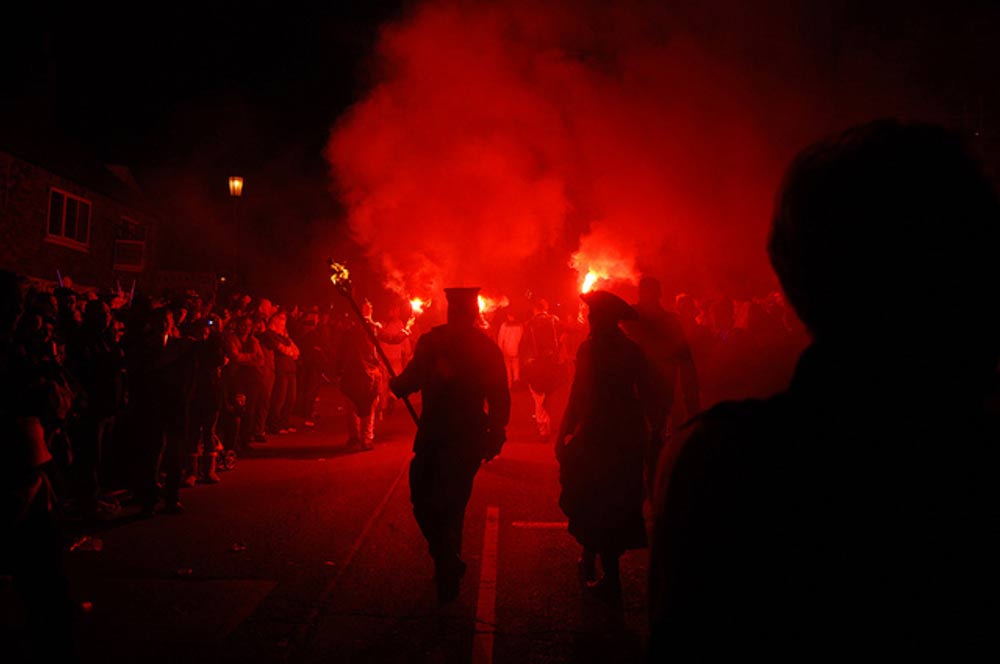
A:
[{"xmin": 0, "ymin": 127, "xmax": 160, "ymax": 293}]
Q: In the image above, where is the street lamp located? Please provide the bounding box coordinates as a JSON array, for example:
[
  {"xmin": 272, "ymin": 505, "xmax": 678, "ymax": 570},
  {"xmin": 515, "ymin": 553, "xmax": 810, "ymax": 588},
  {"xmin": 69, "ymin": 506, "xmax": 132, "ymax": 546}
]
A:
[{"xmin": 228, "ymin": 176, "xmax": 243, "ymax": 289}]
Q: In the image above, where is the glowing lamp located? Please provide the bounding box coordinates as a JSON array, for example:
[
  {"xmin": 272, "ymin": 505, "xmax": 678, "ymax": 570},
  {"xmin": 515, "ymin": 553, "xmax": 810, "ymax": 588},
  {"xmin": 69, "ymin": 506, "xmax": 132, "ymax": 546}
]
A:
[{"xmin": 228, "ymin": 176, "xmax": 244, "ymax": 197}]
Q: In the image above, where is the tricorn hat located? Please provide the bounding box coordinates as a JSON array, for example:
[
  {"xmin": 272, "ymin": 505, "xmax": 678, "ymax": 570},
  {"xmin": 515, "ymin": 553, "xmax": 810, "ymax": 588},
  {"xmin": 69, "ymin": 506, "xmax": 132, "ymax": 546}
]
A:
[{"xmin": 580, "ymin": 289, "xmax": 637, "ymax": 321}]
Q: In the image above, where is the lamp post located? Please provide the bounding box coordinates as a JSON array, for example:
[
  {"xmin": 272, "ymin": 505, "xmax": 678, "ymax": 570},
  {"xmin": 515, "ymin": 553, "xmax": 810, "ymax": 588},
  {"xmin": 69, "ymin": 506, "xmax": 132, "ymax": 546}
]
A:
[{"xmin": 228, "ymin": 176, "xmax": 243, "ymax": 288}]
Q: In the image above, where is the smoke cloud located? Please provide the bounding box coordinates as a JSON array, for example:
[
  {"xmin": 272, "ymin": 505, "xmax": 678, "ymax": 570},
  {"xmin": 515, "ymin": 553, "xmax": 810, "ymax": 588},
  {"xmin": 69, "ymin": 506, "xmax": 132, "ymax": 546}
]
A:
[{"xmin": 327, "ymin": 0, "xmax": 963, "ymax": 307}]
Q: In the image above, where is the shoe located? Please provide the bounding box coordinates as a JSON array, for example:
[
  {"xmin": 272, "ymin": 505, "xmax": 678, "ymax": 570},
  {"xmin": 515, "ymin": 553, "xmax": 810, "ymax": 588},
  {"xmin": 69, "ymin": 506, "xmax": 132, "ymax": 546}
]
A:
[
  {"xmin": 181, "ymin": 453, "xmax": 200, "ymax": 488},
  {"xmin": 304, "ymin": 420, "xmax": 316, "ymax": 428},
  {"xmin": 286, "ymin": 427, "xmax": 298, "ymax": 433},
  {"xmin": 278, "ymin": 429, "xmax": 289, "ymax": 435},
  {"xmin": 345, "ymin": 438, "xmax": 361, "ymax": 449},
  {"xmin": 434, "ymin": 557, "xmax": 467, "ymax": 603},
  {"xmin": 218, "ymin": 450, "xmax": 237, "ymax": 471},
  {"xmin": 198, "ymin": 452, "xmax": 222, "ymax": 484},
  {"xmin": 253, "ymin": 434, "xmax": 268, "ymax": 443},
  {"xmin": 162, "ymin": 501, "xmax": 185, "ymax": 515},
  {"xmin": 360, "ymin": 439, "xmax": 375, "ymax": 451}
]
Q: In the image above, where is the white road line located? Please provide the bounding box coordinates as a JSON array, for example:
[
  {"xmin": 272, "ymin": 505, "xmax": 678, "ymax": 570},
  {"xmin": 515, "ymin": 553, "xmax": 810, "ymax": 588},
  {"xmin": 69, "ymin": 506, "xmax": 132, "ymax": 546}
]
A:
[
  {"xmin": 473, "ymin": 505, "xmax": 500, "ymax": 664},
  {"xmin": 511, "ymin": 521, "xmax": 567, "ymax": 529}
]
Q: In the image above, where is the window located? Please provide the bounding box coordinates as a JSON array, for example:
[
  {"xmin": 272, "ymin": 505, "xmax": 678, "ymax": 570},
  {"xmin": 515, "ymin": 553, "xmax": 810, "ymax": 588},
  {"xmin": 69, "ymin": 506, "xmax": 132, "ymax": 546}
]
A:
[
  {"xmin": 113, "ymin": 217, "xmax": 146, "ymax": 271},
  {"xmin": 46, "ymin": 188, "xmax": 91, "ymax": 248}
]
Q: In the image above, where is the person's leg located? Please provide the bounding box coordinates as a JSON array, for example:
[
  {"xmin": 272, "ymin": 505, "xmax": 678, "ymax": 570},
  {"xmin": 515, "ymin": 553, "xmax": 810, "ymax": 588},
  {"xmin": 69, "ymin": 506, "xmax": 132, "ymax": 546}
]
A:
[
  {"xmin": 360, "ymin": 399, "xmax": 377, "ymax": 449},
  {"xmin": 282, "ymin": 373, "xmax": 297, "ymax": 430},
  {"xmin": 442, "ymin": 455, "xmax": 481, "ymax": 562},
  {"xmin": 255, "ymin": 372, "xmax": 274, "ymax": 437},
  {"xmin": 345, "ymin": 404, "xmax": 361, "ymax": 446},
  {"xmin": 72, "ymin": 415, "xmax": 101, "ymax": 515},
  {"xmin": 409, "ymin": 453, "xmax": 444, "ymax": 559},
  {"xmin": 267, "ymin": 372, "xmax": 286, "ymax": 433},
  {"xmin": 161, "ymin": 424, "xmax": 185, "ymax": 513},
  {"xmin": 511, "ymin": 356, "xmax": 520, "ymax": 384},
  {"xmin": 530, "ymin": 387, "xmax": 545, "ymax": 434},
  {"xmin": 586, "ymin": 549, "xmax": 624, "ymax": 603},
  {"xmin": 536, "ymin": 391, "xmax": 551, "ymax": 437}
]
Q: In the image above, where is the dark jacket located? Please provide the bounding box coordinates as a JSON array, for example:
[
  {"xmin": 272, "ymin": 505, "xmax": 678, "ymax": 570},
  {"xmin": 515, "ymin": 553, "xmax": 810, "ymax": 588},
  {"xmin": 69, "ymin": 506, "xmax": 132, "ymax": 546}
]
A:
[
  {"xmin": 648, "ymin": 343, "xmax": 999, "ymax": 660},
  {"xmin": 391, "ymin": 324, "xmax": 510, "ymax": 459}
]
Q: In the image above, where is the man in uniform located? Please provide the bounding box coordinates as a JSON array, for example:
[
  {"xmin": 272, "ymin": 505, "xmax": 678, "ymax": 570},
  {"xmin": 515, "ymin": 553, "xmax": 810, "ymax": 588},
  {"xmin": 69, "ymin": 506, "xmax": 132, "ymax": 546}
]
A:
[{"xmin": 390, "ymin": 287, "xmax": 510, "ymax": 602}]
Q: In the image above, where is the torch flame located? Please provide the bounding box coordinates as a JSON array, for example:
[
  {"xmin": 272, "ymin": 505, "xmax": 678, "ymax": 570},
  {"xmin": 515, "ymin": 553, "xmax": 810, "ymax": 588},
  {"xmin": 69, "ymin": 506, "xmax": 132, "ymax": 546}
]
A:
[
  {"xmin": 582, "ymin": 271, "xmax": 600, "ymax": 294},
  {"xmin": 477, "ymin": 294, "xmax": 509, "ymax": 314},
  {"xmin": 409, "ymin": 297, "xmax": 427, "ymax": 315}
]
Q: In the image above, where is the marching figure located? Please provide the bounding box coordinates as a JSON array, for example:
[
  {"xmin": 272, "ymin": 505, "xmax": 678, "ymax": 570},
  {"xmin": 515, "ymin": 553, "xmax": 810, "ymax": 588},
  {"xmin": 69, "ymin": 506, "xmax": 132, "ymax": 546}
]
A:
[
  {"xmin": 336, "ymin": 299, "xmax": 410, "ymax": 450},
  {"xmin": 556, "ymin": 289, "xmax": 653, "ymax": 604},
  {"xmin": 390, "ymin": 287, "xmax": 511, "ymax": 602}
]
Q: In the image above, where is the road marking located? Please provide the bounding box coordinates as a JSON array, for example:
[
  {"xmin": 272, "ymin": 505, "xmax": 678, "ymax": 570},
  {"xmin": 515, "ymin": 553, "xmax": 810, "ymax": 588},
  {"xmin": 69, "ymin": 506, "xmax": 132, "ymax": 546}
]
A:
[
  {"xmin": 511, "ymin": 521, "xmax": 567, "ymax": 529},
  {"xmin": 287, "ymin": 457, "xmax": 409, "ymax": 661},
  {"xmin": 473, "ymin": 505, "xmax": 500, "ymax": 664}
]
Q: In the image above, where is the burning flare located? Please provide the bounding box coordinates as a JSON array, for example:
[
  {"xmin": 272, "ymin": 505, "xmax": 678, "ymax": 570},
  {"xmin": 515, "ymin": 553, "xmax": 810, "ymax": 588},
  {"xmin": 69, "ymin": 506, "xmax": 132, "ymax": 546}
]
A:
[
  {"xmin": 409, "ymin": 297, "xmax": 428, "ymax": 316},
  {"xmin": 477, "ymin": 294, "xmax": 509, "ymax": 314},
  {"xmin": 571, "ymin": 238, "xmax": 639, "ymax": 294}
]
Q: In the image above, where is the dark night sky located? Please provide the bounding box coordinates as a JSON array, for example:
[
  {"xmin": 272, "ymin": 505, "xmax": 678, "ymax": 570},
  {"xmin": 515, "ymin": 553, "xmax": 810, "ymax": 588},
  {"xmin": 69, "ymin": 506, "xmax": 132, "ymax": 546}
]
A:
[{"xmin": 3, "ymin": 1, "xmax": 1000, "ymax": 301}]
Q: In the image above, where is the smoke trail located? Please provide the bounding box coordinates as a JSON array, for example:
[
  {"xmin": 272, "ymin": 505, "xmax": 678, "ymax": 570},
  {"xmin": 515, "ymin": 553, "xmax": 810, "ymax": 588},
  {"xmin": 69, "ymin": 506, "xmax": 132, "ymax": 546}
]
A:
[{"xmin": 327, "ymin": 0, "xmax": 936, "ymax": 305}]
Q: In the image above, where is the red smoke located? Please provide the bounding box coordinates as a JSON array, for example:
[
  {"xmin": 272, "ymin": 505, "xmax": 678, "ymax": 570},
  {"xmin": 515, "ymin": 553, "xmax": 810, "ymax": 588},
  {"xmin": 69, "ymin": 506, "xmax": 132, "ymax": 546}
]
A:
[{"xmin": 326, "ymin": 0, "xmax": 927, "ymax": 307}]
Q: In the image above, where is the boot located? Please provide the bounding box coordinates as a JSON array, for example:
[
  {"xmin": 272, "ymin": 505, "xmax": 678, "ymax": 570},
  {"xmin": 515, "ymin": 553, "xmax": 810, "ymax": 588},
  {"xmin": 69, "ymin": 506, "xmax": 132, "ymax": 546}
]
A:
[
  {"xmin": 181, "ymin": 454, "xmax": 200, "ymax": 488},
  {"xmin": 199, "ymin": 452, "xmax": 222, "ymax": 484}
]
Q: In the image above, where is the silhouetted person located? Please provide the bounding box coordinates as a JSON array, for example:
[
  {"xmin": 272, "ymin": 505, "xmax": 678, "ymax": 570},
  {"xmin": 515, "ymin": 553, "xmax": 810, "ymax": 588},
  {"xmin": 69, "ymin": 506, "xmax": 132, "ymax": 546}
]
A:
[
  {"xmin": 523, "ymin": 298, "xmax": 563, "ymax": 437},
  {"xmin": 621, "ymin": 276, "xmax": 700, "ymax": 497},
  {"xmin": 66, "ymin": 299, "xmax": 124, "ymax": 517},
  {"xmin": 129, "ymin": 308, "xmax": 197, "ymax": 516},
  {"xmin": 557, "ymin": 289, "xmax": 653, "ymax": 604},
  {"xmin": 1, "ymin": 270, "xmax": 77, "ymax": 661},
  {"xmin": 337, "ymin": 299, "xmax": 410, "ymax": 450},
  {"xmin": 649, "ymin": 120, "xmax": 1000, "ymax": 660},
  {"xmin": 390, "ymin": 287, "xmax": 510, "ymax": 602}
]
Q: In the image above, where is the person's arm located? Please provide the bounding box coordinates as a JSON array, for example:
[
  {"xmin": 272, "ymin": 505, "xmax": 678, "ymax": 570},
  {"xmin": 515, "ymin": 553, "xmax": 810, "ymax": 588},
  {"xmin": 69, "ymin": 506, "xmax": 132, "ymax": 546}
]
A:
[
  {"xmin": 389, "ymin": 333, "xmax": 428, "ymax": 398},
  {"xmin": 555, "ymin": 344, "xmax": 589, "ymax": 456},
  {"xmin": 482, "ymin": 344, "xmax": 511, "ymax": 460},
  {"xmin": 225, "ymin": 334, "xmax": 256, "ymax": 366}
]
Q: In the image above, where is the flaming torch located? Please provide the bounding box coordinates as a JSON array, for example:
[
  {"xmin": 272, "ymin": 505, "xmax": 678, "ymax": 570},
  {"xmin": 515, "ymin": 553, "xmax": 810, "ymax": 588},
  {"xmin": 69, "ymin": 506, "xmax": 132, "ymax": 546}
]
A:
[
  {"xmin": 328, "ymin": 259, "xmax": 420, "ymax": 425},
  {"xmin": 409, "ymin": 297, "xmax": 428, "ymax": 316}
]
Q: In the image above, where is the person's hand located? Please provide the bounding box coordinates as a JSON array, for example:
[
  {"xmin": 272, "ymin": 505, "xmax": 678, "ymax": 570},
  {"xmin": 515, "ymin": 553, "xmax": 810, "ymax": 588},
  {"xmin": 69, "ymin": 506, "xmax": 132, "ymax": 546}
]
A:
[{"xmin": 481, "ymin": 427, "xmax": 506, "ymax": 462}]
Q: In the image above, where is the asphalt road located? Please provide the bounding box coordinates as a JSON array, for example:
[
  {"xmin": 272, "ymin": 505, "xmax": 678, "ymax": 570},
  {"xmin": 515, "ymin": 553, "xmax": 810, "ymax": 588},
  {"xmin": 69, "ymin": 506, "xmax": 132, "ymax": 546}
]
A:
[{"xmin": 47, "ymin": 385, "xmax": 650, "ymax": 664}]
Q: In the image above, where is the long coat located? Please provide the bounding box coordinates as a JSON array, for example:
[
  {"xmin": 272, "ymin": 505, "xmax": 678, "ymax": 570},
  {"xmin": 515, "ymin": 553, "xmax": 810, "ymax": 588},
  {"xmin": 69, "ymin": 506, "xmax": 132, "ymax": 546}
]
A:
[{"xmin": 557, "ymin": 327, "xmax": 652, "ymax": 554}]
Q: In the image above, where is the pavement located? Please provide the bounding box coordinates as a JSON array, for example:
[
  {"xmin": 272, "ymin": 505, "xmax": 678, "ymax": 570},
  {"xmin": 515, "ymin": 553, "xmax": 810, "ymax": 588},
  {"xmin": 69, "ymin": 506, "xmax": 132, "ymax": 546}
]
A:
[{"xmin": 5, "ymin": 384, "xmax": 650, "ymax": 663}]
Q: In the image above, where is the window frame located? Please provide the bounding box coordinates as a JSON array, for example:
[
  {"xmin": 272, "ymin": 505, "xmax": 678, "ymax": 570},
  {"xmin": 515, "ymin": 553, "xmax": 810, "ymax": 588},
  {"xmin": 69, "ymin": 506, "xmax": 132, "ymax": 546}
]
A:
[
  {"xmin": 45, "ymin": 187, "xmax": 92, "ymax": 251},
  {"xmin": 113, "ymin": 216, "xmax": 147, "ymax": 271}
]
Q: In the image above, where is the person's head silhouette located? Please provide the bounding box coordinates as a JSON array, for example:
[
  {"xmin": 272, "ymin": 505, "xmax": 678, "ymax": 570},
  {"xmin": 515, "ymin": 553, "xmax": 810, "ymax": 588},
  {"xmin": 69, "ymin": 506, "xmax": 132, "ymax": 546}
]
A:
[{"xmin": 768, "ymin": 119, "xmax": 1000, "ymax": 379}]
